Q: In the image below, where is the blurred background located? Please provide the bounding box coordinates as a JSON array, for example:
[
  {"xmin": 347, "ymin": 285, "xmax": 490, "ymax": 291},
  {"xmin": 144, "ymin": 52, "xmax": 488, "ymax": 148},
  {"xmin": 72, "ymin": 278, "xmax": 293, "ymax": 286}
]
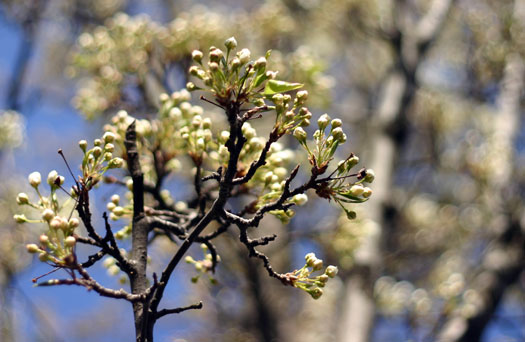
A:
[{"xmin": 0, "ymin": 0, "xmax": 524, "ymax": 341}]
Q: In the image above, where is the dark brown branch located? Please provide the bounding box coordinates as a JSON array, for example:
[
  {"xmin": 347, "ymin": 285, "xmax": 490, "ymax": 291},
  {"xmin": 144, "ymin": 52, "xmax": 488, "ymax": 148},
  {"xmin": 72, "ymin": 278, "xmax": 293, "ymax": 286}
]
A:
[
  {"xmin": 155, "ymin": 301, "xmax": 203, "ymax": 319},
  {"xmin": 125, "ymin": 121, "xmax": 150, "ymax": 341}
]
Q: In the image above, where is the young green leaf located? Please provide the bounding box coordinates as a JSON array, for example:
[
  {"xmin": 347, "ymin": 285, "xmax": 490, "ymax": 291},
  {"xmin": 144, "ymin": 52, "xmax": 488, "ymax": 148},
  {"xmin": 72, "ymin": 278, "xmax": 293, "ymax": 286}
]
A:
[{"xmin": 264, "ymin": 80, "xmax": 304, "ymax": 95}]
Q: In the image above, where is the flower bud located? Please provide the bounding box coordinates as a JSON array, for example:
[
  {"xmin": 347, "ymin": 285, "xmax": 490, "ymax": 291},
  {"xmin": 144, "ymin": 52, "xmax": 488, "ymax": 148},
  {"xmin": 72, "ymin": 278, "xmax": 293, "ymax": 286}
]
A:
[
  {"xmin": 93, "ymin": 146, "xmax": 102, "ymax": 158},
  {"xmin": 192, "ymin": 115, "xmax": 202, "ymax": 128},
  {"xmin": 254, "ymin": 57, "xmax": 267, "ymax": 69},
  {"xmin": 65, "ymin": 236, "xmax": 76, "ymax": 247},
  {"xmin": 309, "ymin": 287, "xmax": 323, "ymax": 299},
  {"xmin": 296, "ymin": 90, "xmax": 308, "ymax": 101},
  {"xmin": 191, "ymin": 50, "xmax": 203, "ymax": 63},
  {"xmin": 237, "ymin": 48, "xmax": 251, "ymax": 64},
  {"xmin": 13, "ymin": 214, "xmax": 27, "ymax": 223},
  {"xmin": 107, "ymin": 202, "xmax": 116, "ymax": 211},
  {"xmin": 94, "ymin": 139, "xmax": 102, "ymax": 147},
  {"xmin": 202, "ymin": 118, "xmax": 212, "ymax": 129},
  {"xmin": 293, "ymin": 127, "xmax": 307, "ymax": 143},
  {"xmin": 209, "ymin": 48, "xmax": 223, "ymax": 63},
  {"xmin": 331, "ymin": 119, "xmax": 342, "ymax": 128},
  {"xmin": 349, "ymin": 184, "xmax": 365, "ymax": 196},
  {"xmin": 317, "ymin": 114, "xmax": 330, "ymax": 131},
  {"xmin": 50, "ymin": 216, "xmax": 68, "ymax": 231},
  {"xmin": 26, "ymin": 244, "xmax": 40, "ymax": 254},
  {"xmin": 331, "ymin": 127, "xmax": 345, "ymax": 143},
  {"xmin": 362, "ymin": 187, "xmax": 372, "ymax": 198},
  {"xmin": 103, "ymin": 132, "xmax": 115, "ymax": 143},
  {"xmin": 326, "ymin": 265, "xmax": 338, "ymax": 278},
  {"xmin": 28, "ymin": 172, "xmax": 41, "ymax": 188},
  {"xmin": 69, "ymin": 218, "xmax": 80, "ymax": 228},
  {"xmin": 108, "ymin": 157, "xmax": 124, "ymax": 169},
  {"xmin": 47, "ymin": 170, "xmax": 59, "ymax": 187},
  {"xmin": 79, "ymin": 140, "xmax": 88, "ymax": 152},
  {"xmin": 41, "ymin": 209, "xmax": 54, "ymax": 221},
  {"xmin": 104, "ymin": 143, "xmax": 115, "ymax": 152},
  {"xmin": 364, "ymin": 169, "xmax": 375, "ymax": 183},
  {"xmin": 224, "ymin": 36, "xmax": 237, "ymax": 50},
  {"xmin": 292, "ymin": 194, "xmax": 308, "ymax": 206},
  {"xmin": 40, "ymin": 234, "xmax": 49, "ymax": 244},
  {"xmin": 185, "ymin": 256, "xmax": 195, "ymax": 264},
  {"xmin": 231, "ymin": 57, "xmax": 241, "ymax": 69},
  {"xmin": 208, "ymin": 62, "xmax": 219, "ymax": 72},
  {"xmin": 17, "ymin": 193, "xmax": 29, "ymax": 205},
  {"xmin": 113, "ymin": 206, "xmax": 124, "ymax": 216},
  {"xmin": 111, "ymin": 194, "xmax": 120, "ymax": 204},
  {"xmin": 313, "ymin": 258, "xmax": 323, "ymax": 271}
]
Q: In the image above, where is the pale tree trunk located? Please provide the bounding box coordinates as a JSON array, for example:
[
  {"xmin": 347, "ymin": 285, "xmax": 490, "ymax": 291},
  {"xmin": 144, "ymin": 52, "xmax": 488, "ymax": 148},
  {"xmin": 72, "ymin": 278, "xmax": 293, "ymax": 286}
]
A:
[
  {"xmin": 336, "ymin": 1, "xmax": 454, "ymax": 341},
  {"xmin": 437, "ymin": 2, "xmax": 525, "ymax": 337}
]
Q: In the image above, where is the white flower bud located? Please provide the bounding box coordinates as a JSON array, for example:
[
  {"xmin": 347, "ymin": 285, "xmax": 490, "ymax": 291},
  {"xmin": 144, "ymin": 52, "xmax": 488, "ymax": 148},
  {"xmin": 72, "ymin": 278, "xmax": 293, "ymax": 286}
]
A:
[
  {"xmin": 94, "ymin": 139, "xmax": 102, "ymax": 146},
  {"xmin": 16, "ymin": 193, "xmax": 29, "ymax": 205},
  {"xmin": 296, "ymin": 90, "xmax": 308, "ymax": 101},
  {"xmin": 50, "ymin": 216, "xmax": 68, "ymax": 231},
  {"xmin": 317, "ymin": 114, "xmax": 330, "ymax": 130},
  {"xmin": 103, "ymin": 132, "xmax": 115, "ymax": 143},
  {"xmin": 42, "ymin": 209, "xmax": 54, "ymax": 222},
  {"xmin": 326, "ymin": 265, "xmax": 338, "ymax": 278},
  {"xmin": 26, "ymin": 244, "xmax": 40, "ymax": 254},
  {"xmin": 113, "ymin": 206, "xmax": 124, "ymax": 216},
  {"xmin": 191, "ymin": 50, "xmax": 203, "ymax": 63},
  {"xmin": 104, "ymin": 143, "xmax": 115, "ymax": 152},
  {"xmin": 349, "ymin": 184, "xmax": 365, "ymax": 196},
  {"xmin": 108, "ymin": 157, "xmax": 124, "ymax": 169},
  {"xmin": 331, "ymin": 119, "xmax": 342, "ymax": 128},
  {"xmin": 313, "ymin": 259, "xmax": 324, "ymax": 271},
  {"xmin": 237, "ymin": 48, "xmax": 251, "ymax": 64},
  {"xmin": 40, "ymin": 235, "xmax": 49, "ymax": 244},
  {"xmin": 192, "ymin": 115, "xmax": 202, "ymax": 128},
  {"xmin": 13, "ymin": 214, "xmax": 27, "ymax": 223},
  {"xmin": 331, "ymin": 127, "xmax": 344, "ymax": 142},
  {"xmin": 362, "ymin": 187, "xmax": 372, "ymax": 198},
  {"xmin": 65, "ymin": 236, "xmax": 76, "ymax": 247},
  {"xmin": 364, "ymin": 169, "xmax": 375, "ymax": 183},
  {"xmin": 292, "ymin": 194, "xmax": 308, "ymax": 206},
  {"xmin": 93, "ymin": 146, "xmax": 102, "ymax": 158},
  {"xmin": 254, "ymin": 57, "xmax": 267, "ymax": 69},
  {"xmin": 79, "ymin": 140, "xmax": 88, "ymax": 151},
  {"xmin": 293, "ymin": 127, "xmax": 307, "ymax": 143},
  {"xmin": 309, "ymin": 287, "xmax": 323, "ymax": 299},
  {"xmin": 69, "ymin": 218, "xmax": 80, "ymax": 228},
  {"xmin": 28, "ymin": 172, "xmax": 41, "ymax": 187},
  {"xmin": 111, "ymin": 194, "xmax": 120, "ymax": 204},
  {"xmin": 202, "ymin": 118, "xmax": 212, "ymax": 129},
  {"xmin": 224, "ymin": 37, "xmax": 237, "ymax": 50},
  {"xmin": 47, "ymin": 170, "xmax": 59, "ymax": 187}
]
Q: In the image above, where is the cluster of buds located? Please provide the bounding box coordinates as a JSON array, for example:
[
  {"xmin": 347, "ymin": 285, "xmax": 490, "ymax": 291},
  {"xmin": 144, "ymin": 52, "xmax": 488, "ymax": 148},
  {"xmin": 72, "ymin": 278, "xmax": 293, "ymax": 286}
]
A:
[
  {"xmin": 287, "ymin": 253, "xmax": 338, "ymax": 299},
  {"xmin": 79, "ymin": 131, "xmax": 124, "ymax": 190},
  {"xmin": 15, "ymin": 171, "xmax": 80, "ymax": 264},
  {"xmin": 293, "ymin": 114, "xmax": 374, "ymax": 219},
  {"xmin": 187, "ymin": 37, "xmax": 303, "ymax": 110},
  {"xmin": 184, "ymin": 244, "xmax": 219, "ymax": 284},
  {"xmin": 269, "ymin": 91, "xmax": 312, "ymax": 136},
  {"xmin": 106, "ymin": 194, "xmax": 132, "ymax": 225},
  {"xmin": 102, "ymin": 253, "xmax": 129, "ymax": 284}
]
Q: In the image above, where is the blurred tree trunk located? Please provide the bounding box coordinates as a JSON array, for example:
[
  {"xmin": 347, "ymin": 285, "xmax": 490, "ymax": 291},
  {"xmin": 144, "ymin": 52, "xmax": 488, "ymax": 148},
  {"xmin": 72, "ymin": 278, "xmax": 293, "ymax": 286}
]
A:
[
  {"xmin": 436, "ymin": 7, "xmax": 525, "ymax": 336},
  {"xmin": 336, "ymin": 1, "xmax": 454, "ymax": 341}
]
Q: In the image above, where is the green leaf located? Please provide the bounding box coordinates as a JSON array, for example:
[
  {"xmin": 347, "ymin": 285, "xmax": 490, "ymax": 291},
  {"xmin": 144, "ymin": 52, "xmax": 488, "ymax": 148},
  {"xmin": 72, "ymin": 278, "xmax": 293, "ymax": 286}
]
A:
[{"xmin": 263, "ymin": 80, "xmax": 303, "ymax": 95}]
